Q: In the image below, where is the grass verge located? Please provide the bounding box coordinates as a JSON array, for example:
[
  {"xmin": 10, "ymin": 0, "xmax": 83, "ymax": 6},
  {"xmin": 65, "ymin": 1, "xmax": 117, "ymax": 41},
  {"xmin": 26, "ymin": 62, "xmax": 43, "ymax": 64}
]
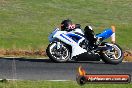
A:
[
  {"xmin": 0, "ymin": 80, "xmax": 132, "ymax": 88},
  {"xmin": 0, "ymin": 0, "xmax": 132, "ymax": 49},
  {"xmin": 0, "ymin": 0, "xmax": 132, "ymax": 61}
]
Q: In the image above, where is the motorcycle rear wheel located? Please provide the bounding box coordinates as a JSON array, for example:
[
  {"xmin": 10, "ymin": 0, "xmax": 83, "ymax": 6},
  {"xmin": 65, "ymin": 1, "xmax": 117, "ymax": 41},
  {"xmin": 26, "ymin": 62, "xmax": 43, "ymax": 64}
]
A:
[{"xmin": 100, "ymin": 43, "xmax": 123, "ymax": 64}]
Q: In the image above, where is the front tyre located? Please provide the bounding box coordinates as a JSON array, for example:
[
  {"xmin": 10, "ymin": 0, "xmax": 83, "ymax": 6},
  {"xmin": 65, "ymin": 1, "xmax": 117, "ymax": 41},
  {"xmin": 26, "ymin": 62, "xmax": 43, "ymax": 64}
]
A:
[
  {"xmin": 46, "ymin": 42, "xmax": 70, "ymax": 62},
  {"xmin": 101, "ymin": 43, "xmax": 123, "ymax": 64}
]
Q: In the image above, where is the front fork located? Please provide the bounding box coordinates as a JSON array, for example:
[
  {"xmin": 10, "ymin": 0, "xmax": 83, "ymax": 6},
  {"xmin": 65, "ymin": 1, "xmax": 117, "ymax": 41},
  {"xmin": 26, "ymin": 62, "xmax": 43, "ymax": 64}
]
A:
[{"xmin": 56, "ymin": 42, "xmax": 61, "ymax": 49}]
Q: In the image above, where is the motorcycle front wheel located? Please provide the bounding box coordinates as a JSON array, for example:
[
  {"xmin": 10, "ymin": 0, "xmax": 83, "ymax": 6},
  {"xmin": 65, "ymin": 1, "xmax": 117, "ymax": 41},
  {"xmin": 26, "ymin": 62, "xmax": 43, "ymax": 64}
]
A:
[
  {"xmin": 100, "ymin": 43, "xmax": 123, "ymax": 64},
  {"xmin": 46, "ymin": 42, "xmax": 71, "ymax": 62}
]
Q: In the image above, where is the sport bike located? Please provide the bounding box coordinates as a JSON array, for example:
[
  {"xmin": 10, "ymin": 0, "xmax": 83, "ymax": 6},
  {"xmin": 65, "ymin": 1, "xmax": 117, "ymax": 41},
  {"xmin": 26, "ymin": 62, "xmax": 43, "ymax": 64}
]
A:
[{"xmin": 46, "ymin": 26, "xmax": 123, "ymax": 64}]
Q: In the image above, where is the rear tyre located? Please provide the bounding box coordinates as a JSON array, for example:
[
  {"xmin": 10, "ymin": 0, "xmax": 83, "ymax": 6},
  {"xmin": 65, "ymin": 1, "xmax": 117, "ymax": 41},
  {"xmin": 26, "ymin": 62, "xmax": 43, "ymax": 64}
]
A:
[
  {"xmin": 100, "ymin": 43, "xmax": 123, "ymax": 64},
  {"xmin": 46, "ymin": 42, "xmax": 70, "ymax": 63}
]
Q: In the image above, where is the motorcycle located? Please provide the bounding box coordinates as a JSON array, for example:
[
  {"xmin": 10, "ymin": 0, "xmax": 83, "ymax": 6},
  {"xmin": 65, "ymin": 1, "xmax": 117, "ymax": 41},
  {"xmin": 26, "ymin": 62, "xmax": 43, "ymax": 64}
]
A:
[{"xmin": 46, "ymin": 26, "xmax": 123, "ymax": 64}]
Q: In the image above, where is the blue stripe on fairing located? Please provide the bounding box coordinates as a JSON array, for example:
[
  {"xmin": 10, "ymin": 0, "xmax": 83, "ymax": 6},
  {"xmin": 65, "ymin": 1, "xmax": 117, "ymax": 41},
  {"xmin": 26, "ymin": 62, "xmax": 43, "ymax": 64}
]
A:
[
  {"xmin": 66, "ymin": 33, "xmax": 82, "ymax": 42},
  {"xmin": 60, "ymin": 34, "xmax": 72, "ymax": 42},
  {"xmin": 66, "ymin": 33, "xmax": 82, "ymax": 39}
]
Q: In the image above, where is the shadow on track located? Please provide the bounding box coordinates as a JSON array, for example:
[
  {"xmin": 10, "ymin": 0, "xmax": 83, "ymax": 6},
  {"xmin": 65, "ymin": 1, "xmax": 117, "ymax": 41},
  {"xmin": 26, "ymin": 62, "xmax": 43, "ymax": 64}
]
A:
[{"xmin": 0, "ymin": 57, "xmax": 107, "ymax": 64}]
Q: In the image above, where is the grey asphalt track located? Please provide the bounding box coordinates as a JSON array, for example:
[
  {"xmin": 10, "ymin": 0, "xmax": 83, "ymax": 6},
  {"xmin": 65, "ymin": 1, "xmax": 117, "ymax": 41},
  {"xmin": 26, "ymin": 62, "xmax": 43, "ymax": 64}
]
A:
[{"xmin": 0, "ymin": 58, "xmax": 132, "ymax": 80}]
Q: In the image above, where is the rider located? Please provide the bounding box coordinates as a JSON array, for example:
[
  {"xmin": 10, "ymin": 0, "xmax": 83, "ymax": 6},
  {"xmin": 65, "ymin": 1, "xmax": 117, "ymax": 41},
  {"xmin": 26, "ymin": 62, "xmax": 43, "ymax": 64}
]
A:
[
  {"xmin": 61, "ymin": 19, "xmax": 81, "ymax": 33},
  {"xmin": 60, "ymin": 19, "xmax": 97, "ymax": 47}
]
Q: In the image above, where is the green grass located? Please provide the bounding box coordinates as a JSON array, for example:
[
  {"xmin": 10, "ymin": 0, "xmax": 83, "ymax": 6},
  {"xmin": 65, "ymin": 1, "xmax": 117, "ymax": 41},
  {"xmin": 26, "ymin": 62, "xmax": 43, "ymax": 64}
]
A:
[
  {"xmin": 0, "ymin": 0, "xmax": 132, "ymax": 49},
  {"xmin": 0, "ymin": 80, "xmax": 131, "ymax": 88}
]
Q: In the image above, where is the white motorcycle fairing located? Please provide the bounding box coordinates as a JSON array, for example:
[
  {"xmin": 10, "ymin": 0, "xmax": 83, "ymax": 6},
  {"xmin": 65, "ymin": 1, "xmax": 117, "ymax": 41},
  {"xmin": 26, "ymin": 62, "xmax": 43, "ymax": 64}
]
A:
[{"xmin": 53, "ymin": 30, "xmax": 87, "ymax": 59}]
